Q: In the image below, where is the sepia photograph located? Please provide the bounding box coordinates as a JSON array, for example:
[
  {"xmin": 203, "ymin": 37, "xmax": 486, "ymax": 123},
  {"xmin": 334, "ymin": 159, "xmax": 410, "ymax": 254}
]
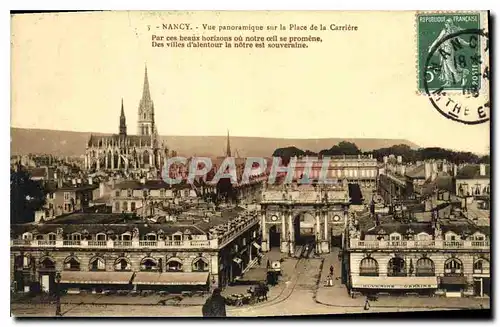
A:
[{"xmin": 9, "ymin": 9, "xmax": 491, "ymax": 318}]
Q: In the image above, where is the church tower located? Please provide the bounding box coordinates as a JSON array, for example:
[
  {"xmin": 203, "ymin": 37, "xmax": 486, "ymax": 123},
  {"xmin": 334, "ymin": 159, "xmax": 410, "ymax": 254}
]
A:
[
  {"xmin": 137, "ymin": 65, "xmax": 155, "ymax": 136},
  {"xmin": 119, "ymin": 98, "xmax": 127, "ymax": 136}
]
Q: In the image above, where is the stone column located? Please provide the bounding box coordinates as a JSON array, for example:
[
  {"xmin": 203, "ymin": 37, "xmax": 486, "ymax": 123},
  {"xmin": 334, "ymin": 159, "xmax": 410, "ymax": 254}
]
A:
[
  {"xmin": 288, "ymin": 210, "xmax": 294, "ymax": 256},
  {"xmin": 315, "ymin": 210, "xmax": 321, "ymax": 252},
  {"xmin": 281, "ymin": 210, "xmax": 287, "ymax": 253},
  {"xmin": 105, "ymin": 153, "xmax": 109, "ymax": 170},
  {"xmin": 84, "ymin": 154, "xmax": 88, "ymax": 170},
  {"xmin": 261, "ymin": 211, "xmax": 268, "ymax": 252}
]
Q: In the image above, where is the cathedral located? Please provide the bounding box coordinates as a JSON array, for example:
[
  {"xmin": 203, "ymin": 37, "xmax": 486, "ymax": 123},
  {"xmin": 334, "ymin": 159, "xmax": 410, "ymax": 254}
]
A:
[{"xmin": 85, "ymin": 66, "xmax": 169, "ymax": 175}]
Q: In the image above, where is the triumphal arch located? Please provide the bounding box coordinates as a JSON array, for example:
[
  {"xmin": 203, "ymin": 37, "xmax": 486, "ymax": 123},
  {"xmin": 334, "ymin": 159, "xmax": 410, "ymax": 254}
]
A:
[{"xmin": 260, "ymin": 180, "xmax": 351, "ymax": 255}]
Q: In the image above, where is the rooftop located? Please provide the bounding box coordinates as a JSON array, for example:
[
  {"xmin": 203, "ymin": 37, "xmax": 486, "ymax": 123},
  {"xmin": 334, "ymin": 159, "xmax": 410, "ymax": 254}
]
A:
[{"xmin": 456, "ymin": 164, "xmax": 490, "ymax": 179}]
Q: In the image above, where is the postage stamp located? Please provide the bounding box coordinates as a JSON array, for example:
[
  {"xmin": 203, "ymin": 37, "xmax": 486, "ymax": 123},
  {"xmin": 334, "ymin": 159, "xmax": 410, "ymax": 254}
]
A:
[
  {"xmin": 417, "ymin": 12, "xmax": 490, "ymax": 125},
  {"xmin": 417, "ymin": 12, "xmax": 481, "ymax": 93}
]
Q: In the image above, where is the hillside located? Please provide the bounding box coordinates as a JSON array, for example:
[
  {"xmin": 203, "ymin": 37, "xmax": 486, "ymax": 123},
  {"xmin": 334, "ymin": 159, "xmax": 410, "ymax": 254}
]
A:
[{"xmin": 10, "ymin": 127, "xmax": 420, "ymax": 157}]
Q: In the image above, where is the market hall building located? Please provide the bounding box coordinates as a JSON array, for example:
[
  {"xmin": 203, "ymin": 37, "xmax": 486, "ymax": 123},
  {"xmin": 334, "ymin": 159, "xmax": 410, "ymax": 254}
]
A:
[
  {"xmin": 11, "ymin": 206, "xmax": 262, "ymax": 295},
  {"xmin": 346, "ymin": 211, "xmax": 490, "ymax": 298}
]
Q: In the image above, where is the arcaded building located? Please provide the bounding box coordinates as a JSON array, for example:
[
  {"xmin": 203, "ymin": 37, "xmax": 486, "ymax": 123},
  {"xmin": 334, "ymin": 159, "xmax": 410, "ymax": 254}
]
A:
[
  {"xmin": 10, "ymin": 206, "xmax": 261, "ymax": 294},
  {"xmin": 346, "ymin": 211, "xmax": 490, "ymax": 298}
]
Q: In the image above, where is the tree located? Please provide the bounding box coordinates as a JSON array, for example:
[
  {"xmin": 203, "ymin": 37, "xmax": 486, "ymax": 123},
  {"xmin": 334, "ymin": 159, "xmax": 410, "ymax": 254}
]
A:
[{"xmin": 10, "ymin": 164, "xmax": 46, "ymax": 224}]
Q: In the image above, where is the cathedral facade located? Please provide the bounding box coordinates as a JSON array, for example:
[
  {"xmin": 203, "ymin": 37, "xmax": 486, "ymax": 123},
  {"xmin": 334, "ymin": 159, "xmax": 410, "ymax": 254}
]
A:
[{"xmin": 85, "ymin": 67, "xmax": 168, "ymax": 174}]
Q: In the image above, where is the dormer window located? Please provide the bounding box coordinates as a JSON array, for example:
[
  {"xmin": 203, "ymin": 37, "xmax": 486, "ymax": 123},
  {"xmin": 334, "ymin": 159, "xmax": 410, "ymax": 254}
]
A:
[
  {"xmin": 389, "ymin": 233, "xmax": 402, "ymax": 241},
  {"xmin": 115, "ymin": 190, "xmax": 120, "ymax": 197}
]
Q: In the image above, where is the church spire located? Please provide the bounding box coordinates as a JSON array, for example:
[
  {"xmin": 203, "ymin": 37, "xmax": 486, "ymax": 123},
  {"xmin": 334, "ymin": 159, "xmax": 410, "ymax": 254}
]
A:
[
  {"xmin": 226, "ymin": 130, "xmax": 232, "ymax": 157},
  {"xmin": 142, "ymin": 64, "xmax": 151, "ymax": 102},
  {"xmin": 119, "ymin": 98, "xmax": 127, "ymax": 136},
  {"xmin": 137, "ymin": 64, "xmax": 155, "ymax": 136}
]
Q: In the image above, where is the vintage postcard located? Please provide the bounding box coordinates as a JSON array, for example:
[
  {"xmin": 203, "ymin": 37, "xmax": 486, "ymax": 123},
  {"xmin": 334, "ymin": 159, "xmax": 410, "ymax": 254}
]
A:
[{"xmin": 10, "ymin": 10, "xmax": 490, "ymax": 318}]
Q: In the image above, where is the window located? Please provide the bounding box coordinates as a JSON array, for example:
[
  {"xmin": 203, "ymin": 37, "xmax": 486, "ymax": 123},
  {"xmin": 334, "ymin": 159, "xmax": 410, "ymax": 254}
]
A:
[
  {"xmin": 390, "ymin": 233, "xmax": 401, "ymax": 241},
  {"xmin": 131, "ymin": 202, "xmax": 136, "ymax": 211},
  {"xmin": 416, "ymin": 258, "xmax": 435, "ymax": 276},
  {"xmin": 114, "ymin": 258, "xmax": 131, "ymax": 271},
  {"xmin": 115, "ymin": 190, "xmax": 120, "ymax": 197},
  {"xmin": 40, "ymin": 257, "xmax": 55, "ymax": 269},
  {"xmin": 121, "ymin": 233, "xmax": 131, "ymax": 241},
  {"xmin": 141, "ymin": 258, "xmax": 158, "ymax": 271},
  {"xmin": 115, "ymin": 202, "xmax": 120, "ymax": 212},
  {"xmin": 64, "ymin": 257, "xmax": 80, "ymax": 271},
  {"xmin": 473, "ymin": 233, "xmax": 486, "ymax": 241},
  {"xmin": 387, "ymin": 257, "xmax": 406, "ymax": 277},
  {"xmin": 22, "ymin": 256, "xmax": 30, "ymax": 268},
  {"xmin": 127, "ymin": 189, "xmax": 133, "ymax": 197},
  {"xmin": 22, "ymin": 232, "xmax": 32, "ymax": 240},
  {"xmin": 36, "ymin": 234, "xmax": 44, "ymax": 240},
  {"xmin": 64, "ymin": 192, "xmax": 70, "ymax": 201},
  {"xmin": 160, "ymin": 189, "xmax": 165, "ymax": 197},
  {"xmin": 71, "ymin": 233, "xmax": 81, "ymax": 241},
  {"xmin": 48, "ymin": 233, "xmax": 56, "ymax": 241},
  {"xmin": 192, "ymin": 258, "xmax": 209, "ymax": 272},
  {"xmin": 444, "ymin": 258, "xmax": 463, "ymax": 275},
  {"xmin": 144, "ymin": 233, "xmax": 157, "ymax": 241},
  {"xmin": 89, "ymin": 257, "xmax": 105, "ymax": 271},
  {"xmin": 166, "ymin": 259, "xmax": 183, "ymax": 272},
  {"xmin": 359, "ymin": 257, "xmax": 379, "ymax": 276},
  {"xmin": 96, "ymin": 233, "xmax": 107, "ymax": 241},
  {"xmin": 473, "ymin": 259, "xmax": 490, "ymax": 274},
  {"xmin": 445, "ymin": 232, "xmax": 458, "ymax": 241},
  {"xmin": 122, "ymin": 201, "xmax": 128, "ymax": 212}
]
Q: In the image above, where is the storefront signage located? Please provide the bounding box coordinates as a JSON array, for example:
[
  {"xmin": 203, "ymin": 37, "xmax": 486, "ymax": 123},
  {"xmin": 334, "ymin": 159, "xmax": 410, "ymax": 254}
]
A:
[{"xmin": 355, "ymin": 284, "xmax": 437, "ymax": 289}]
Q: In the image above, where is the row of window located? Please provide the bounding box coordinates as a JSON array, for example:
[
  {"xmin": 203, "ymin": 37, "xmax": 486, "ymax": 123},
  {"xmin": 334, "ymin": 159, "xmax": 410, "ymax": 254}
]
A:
[
  {"xmin": 21, "ymin": 232, "xmax": 189, "ymax": 242},
  {"xmin": 359, "ymin": 257, "xmax": 490, "ymax": 277},
  {"xmin": 19, "ymin": 255, "xmax": 210, "ymax": 272},
  {"xmin": 381, "ymin": 231, "xmax": 487, "ymax": 242},
  {"xmin": 458, "ymin": 183, "xmax": 490, "ymax": 196}
]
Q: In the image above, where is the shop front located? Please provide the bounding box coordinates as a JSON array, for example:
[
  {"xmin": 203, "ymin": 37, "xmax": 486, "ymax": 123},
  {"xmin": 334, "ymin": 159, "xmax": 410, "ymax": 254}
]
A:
[
  {"xmin": 439, "ymin": 275, "xmax": 468, "ymax": 297},
  {"xmin": 350, "ymin": 276, "xmax": 438, "ymax": 296},
  {"xmin": 60, "ymin": 271, "xmax": 134, "ymax": 294},
  {"xmin": 132, "ymin": 271, "xmax": 210, "ymax": 294}
]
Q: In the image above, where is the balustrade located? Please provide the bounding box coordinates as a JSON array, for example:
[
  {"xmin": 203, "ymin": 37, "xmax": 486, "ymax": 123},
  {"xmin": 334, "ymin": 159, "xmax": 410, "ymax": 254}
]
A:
[{"xmin": 350, "ymin": 238, "xmax": 490, "ymax": 250}]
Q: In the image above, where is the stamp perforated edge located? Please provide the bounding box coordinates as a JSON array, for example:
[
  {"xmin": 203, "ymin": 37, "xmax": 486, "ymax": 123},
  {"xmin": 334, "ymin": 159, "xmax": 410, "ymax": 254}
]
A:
[{"xmin": 414, "ymin": 10, "xmax": 487, "ymax": 96}]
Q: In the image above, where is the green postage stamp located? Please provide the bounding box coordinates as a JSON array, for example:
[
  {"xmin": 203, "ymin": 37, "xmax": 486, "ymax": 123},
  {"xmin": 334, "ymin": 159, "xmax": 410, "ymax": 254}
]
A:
[{"xmin": 417, "ymin": 12, "xmax": 482, "ymax": 93}]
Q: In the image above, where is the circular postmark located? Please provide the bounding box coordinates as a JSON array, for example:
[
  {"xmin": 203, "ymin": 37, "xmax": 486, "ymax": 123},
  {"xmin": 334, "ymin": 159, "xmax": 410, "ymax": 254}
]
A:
[{"xmin": 423, "ymin": 28, "xmax": 490, "ymax": 125}]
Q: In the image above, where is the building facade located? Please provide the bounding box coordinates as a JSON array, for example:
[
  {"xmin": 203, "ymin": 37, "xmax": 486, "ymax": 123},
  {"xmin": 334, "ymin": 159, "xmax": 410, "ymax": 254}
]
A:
[{"xmin": 11, "ymin": 208, "xmax": 261, "ymax": 294}]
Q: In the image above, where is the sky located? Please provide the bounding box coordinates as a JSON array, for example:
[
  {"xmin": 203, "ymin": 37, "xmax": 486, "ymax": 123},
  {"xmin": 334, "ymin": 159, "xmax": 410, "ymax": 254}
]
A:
[{"xmin": 11, "ymin": 11, "xmax": 490, "ymax": 154}]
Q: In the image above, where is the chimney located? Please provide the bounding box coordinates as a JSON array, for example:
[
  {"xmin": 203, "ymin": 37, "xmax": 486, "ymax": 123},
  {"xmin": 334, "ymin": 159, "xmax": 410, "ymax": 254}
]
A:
[
  {"xmin": 77, "ymin": 178, "xmax": 82, "ymax": 185},
  {"xmin": 424, "ymin": 162, "xmax": 432, "ymax": 180},
  {"xmin": 397, "ymin": 156, "xmax": 402, "ymax": 164},
  {"xmin": 88, "ymin": 176, "xmax": 93, "ymax": 185},
  {"xmin": 72, "ymin": 178, "xmax": 76, "ymax": 185},
  {"xmin": 383, "ymin": 156, "xmax": 388, "ymax": 164},
  {"xmin": 479, "ymin": 164, "xmax": 486, "ymax": 176}
]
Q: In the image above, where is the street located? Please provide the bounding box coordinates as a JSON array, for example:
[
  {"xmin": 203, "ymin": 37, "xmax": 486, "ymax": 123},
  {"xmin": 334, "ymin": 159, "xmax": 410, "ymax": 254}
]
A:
[{"xmin": 11, "ymin": 251, "xmax": 488, "ymax": 317}]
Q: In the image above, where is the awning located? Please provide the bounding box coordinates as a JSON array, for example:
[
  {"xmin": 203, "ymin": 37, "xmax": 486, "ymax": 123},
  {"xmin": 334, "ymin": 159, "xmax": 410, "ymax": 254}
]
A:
[
  {"xmin": 351, "ymin": 276, "xmax": 438, "ymax": 289},
  {"xmin": 60, "ymin": 271, "xmax": 134, "ymax": 284},
  {"xmin": 252, "ymin": 242, "xmax": 261, "ymax": 249},
  {"xmin": 233, "ymin": 258, "xmax": 242, "ymax": 264},
  {"xmin": 133, "ymin": 272, "xmax": 209, "ymax": 286},
  {"xmin": 440, "ymin": 276, "xmax": 467, "ymax": 285}
]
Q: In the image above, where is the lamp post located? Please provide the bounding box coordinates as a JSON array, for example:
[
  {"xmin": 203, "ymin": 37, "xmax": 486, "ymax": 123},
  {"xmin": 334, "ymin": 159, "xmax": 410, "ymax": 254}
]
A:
[{"xmin": 55, "ymin": 271, "xmax": 61, "ymax": 317}]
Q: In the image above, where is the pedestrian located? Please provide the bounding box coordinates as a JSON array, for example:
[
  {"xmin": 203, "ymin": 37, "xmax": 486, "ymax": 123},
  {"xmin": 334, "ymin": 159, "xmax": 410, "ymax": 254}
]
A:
[
  {"xmin": 330, "ymin": 265, "xmax": 334, "ymax": 276},
  {"xmin": 202, "ymin": 288, "xmax": 227, "ymax": 317},
  {"xmin": 364, "ymin": 296, "xmax": 370, "ymax": 311}
]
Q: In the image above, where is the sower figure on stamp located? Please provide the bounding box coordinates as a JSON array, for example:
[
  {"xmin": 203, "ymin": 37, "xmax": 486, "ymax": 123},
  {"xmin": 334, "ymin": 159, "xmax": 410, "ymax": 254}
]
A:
[
  {"xmin": 428, "ymin": 18, "xmax": 470, "ymax": 87},
  {"xmin": 202, "ymin": 288, "xmax": 227, "ymax": 317}
]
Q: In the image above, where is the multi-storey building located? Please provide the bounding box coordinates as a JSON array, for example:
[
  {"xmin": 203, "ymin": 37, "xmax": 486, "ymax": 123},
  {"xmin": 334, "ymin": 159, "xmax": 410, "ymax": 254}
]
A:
[
  {"xmin": 346, "ymin": 211, "xmax": 490, "ymax": 298},
  {"xmin": 11, "ymin": 206, "xmax": 261, "ymax": 294}
]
